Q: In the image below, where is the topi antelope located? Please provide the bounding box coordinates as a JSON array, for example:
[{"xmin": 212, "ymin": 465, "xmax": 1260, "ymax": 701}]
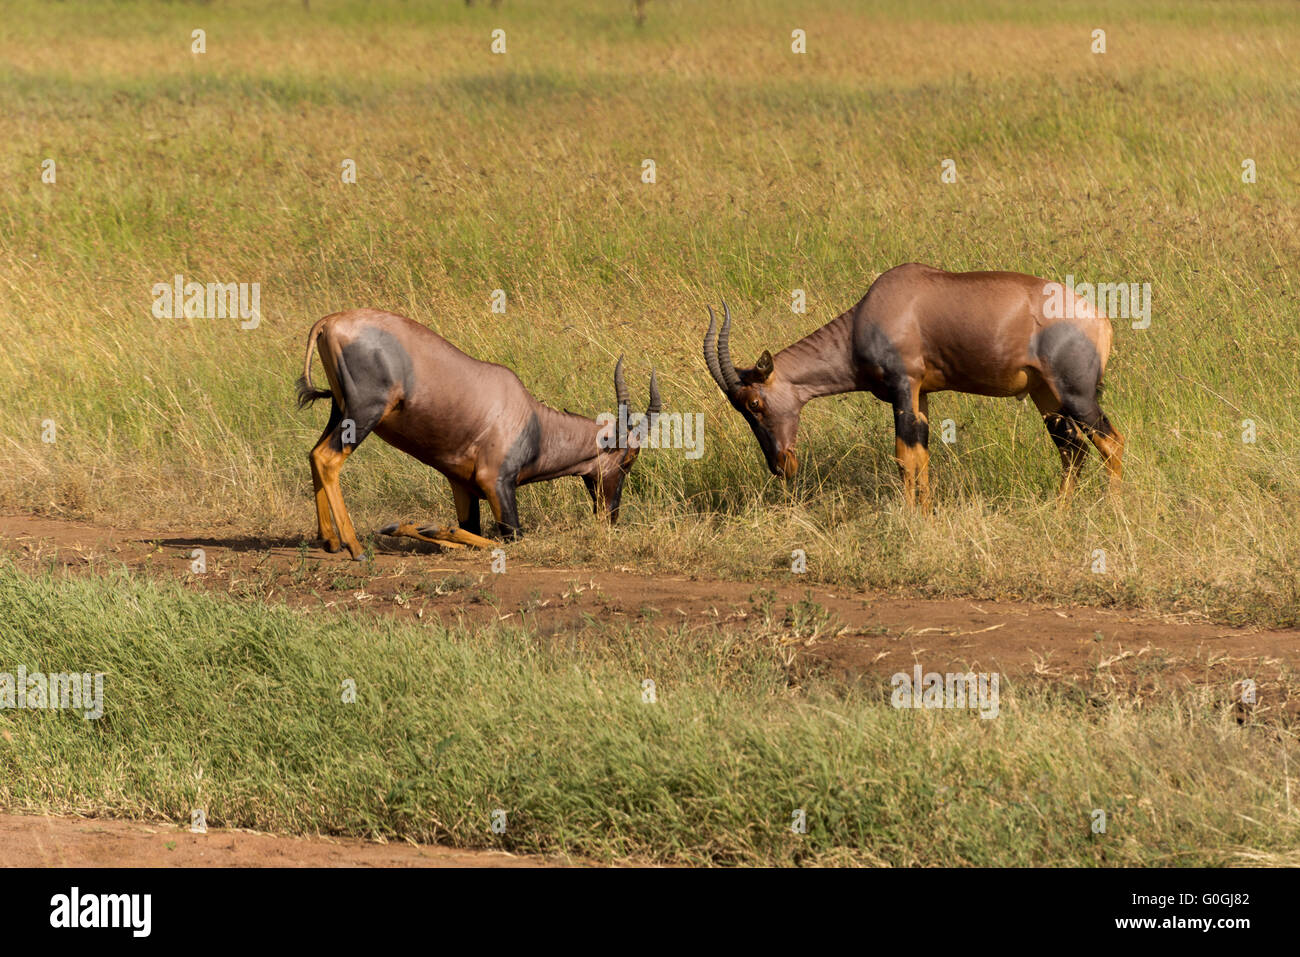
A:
[
  {"xmin": 297, "ymin": 309, "xmax": 660, "ymax": 558},
  {"xmin": 703, "ymin": 263, "xmax": 1124, "ymax": 507}
]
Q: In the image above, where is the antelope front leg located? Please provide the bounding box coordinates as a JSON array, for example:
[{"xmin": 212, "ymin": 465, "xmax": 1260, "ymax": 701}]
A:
[
  {"xmin": 451, "ymin": 479, "xmax": 482, "ymax": 536},
  {"xmin": 492, "ymin": 481, "xmax": 522, "ymax": 540},
  {"xmin": 378, "ymin": 522, "xmax": 494, "ymax": 549},
  {"xmin": 479, "ymin": 468, "xmax": 523, "ymax": 540}
]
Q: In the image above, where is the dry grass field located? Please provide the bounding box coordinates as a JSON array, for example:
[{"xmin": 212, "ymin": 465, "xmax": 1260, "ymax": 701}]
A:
[{"xmin": 1, "ymin": 0, "xmax": 1298, "ymax": 866}]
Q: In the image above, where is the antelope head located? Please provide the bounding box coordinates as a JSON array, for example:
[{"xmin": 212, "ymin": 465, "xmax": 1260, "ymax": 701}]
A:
[
  {"xmin": 588, "ymin": 356, "xmax": 661, "ymax": 522},
  {"xmin": 703, "ymin": 303, "xmax": 800, "ymax": 479}
]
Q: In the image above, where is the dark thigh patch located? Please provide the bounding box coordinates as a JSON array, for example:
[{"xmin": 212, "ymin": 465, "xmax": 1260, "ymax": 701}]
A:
[
  {"xmin": 336, "ymin": 327, "xmax": 416, "ymax": 426},
  {"xmin": 1030, "ymin": 323, "xmax": 1102, "ymax": 408}
]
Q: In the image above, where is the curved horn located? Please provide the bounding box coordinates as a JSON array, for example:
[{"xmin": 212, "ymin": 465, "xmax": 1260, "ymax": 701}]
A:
[
  {"xmin": 716, "ymin": 301, "xmax": 741, "ymax": 392},
  {"xmin": 704, "ymin": 307, "xmax": 729, "ymax": 394},
  {"xmin": 614, "ymin": 354, "xmax": 629, "ymax": 409},
  {"xmin": 704, "ymin": 305, "xmax": 741, "ymax": 395},
  {"xmin": 646, "ymin": 369, "xmax": 661, "ymax": 418}
]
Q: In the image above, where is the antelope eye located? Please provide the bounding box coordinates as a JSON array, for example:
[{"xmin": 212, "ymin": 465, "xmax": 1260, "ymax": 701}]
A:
[{"xmin": 747, "ymin": 398, "xmax": 761, "ymax": 413}]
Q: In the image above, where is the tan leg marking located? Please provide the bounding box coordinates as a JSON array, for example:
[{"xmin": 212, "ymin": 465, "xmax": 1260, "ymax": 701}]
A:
[
  {"xmin": 895, "ymin": 437, "xmax": 922, "ymax": 509},
  {"xmin": 314, "ymin": 444, "xmax": 362, "ymax": 559},
  {"xmin": 1092, "ymin": 430, "xmax": 1124, "ymax": 492},
  {"xmin": 309, "ymin": 437, "xmax": 341, "ymax": 551},
  {"xmin": 378, "ymin": 523, "xmax": 495, "ymax": 550},
  {"xmin": 915, "ymin": 390, "xmax": 931, "ymax": 511},
  {"xmin": 895, "ymin": 385, "xmax": 930, "ymax": 511}
]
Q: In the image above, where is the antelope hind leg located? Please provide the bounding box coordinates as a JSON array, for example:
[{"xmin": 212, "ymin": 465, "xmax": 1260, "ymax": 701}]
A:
[
  {"xmin": 892, "ymin": 384, "xmax": 931, "ymax": 510},
  {"xmin": 1086, "ymin": 412, "xmax": 1124, "ymax": 492}
]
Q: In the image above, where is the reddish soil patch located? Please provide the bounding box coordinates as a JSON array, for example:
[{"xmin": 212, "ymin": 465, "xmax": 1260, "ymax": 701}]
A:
[
  {"xmin": 0, "ymin": 813, "xmax": 559, "ymax": 867},
  {"xmin": 3, "ymin": 511, "xmax": 1298, "ymax": 711}
]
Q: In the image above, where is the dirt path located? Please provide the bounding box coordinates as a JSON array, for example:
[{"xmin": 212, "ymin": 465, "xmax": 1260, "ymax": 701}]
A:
[
  {"xmin": 4, "ymin": 511, "xmax": 1298, "ymax": 699},
  {"xmin": 0, "ymin": 813, "xmax": 560, "ymax": 867},
  {"xmin": 3, "ymin": 510, "xmax": 1298, "ymax": 866}
]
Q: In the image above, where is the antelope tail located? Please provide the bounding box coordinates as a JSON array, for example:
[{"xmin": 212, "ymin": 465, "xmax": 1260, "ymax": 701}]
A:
[{"xmin": 296, "ymin": 316, "xmax": 334, "ymax": 409}]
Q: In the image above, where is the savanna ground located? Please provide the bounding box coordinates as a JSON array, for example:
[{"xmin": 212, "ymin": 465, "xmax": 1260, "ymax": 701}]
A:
[{"xmin": 1, "ymin": 0, "xmax": 1298, "ymax": 866}]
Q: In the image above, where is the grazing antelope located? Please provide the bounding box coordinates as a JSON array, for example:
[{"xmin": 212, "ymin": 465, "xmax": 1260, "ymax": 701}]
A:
[
  {"xmin": 703, "ymin": 263, "xmax": 1124, "ymax": 507},
  {"xmin": 297, "ymin": 309, "xmax": 660, "ymax": 558}
]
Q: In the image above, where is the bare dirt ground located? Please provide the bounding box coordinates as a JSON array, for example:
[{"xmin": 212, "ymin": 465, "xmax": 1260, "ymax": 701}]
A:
[
  {"xmin": 0, "ymin": 812, "xmax": 557, "ymax": 867},
  {"xmin": 5, "ymin": 511, "xmax": 1298, "ymax": 693},
  {"xmin": 4, "ymin": 509, "xmax": 1299, "ymax": 866}
]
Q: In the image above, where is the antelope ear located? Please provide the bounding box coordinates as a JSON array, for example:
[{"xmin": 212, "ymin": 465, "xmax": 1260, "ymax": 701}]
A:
[{"xmin": 755, "ymin": 350, "xmax": 775, "ymax": 381}]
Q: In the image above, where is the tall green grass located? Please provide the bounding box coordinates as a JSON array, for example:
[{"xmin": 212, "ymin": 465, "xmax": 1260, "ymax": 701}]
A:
[
  {"xmin": 1, "ymin": 0, "xmax": 1297, "ymax": 620},
  {"xmin": 1, "ymin": 560, "xmax": 1297, "ymax": 865}
]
